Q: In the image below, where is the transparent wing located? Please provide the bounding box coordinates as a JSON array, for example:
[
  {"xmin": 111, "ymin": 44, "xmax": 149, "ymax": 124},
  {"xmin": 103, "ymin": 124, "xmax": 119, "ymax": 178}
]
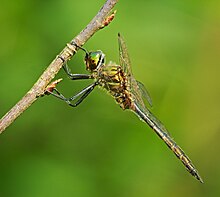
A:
[
  {"xmin": 118, "ymin": 33, "xmax": 132, "ymax": 77},
  {"xmin": 118, "ymin": 33, "xmax": 151, "ymax": 110},
  {"xmin": 118, "ymin": 34, "xmax": 203, "ymax": 183},
  {"xmin": 136, "ymin": 81, "xmax": 153, "ymax": 107}
]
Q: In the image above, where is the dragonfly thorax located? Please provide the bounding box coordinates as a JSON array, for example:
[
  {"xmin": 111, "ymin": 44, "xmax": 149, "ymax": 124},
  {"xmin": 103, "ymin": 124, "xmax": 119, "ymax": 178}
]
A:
[{"xmin": 85, "ymin": 50, "xmax": 105, "ymax": 72}]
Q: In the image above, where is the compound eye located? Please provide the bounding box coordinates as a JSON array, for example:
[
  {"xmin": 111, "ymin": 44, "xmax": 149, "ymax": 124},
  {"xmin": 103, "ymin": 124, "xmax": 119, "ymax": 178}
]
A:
[{"xmin": 85, "ymin": 51, "xmax": 103, "ymax": 71}]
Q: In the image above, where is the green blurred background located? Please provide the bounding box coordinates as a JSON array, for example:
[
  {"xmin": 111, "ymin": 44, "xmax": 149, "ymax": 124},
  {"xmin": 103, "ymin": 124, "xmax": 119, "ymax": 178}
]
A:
[{"xmin": 0, "ymin": 0, "xmax": 219, "ymax": 196}]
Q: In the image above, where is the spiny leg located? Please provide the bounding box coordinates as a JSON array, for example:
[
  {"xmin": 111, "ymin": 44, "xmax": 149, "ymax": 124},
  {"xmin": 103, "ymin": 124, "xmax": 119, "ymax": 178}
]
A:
[
  {"xmin": 53, "ymin": 42, "xmax": 94, "ymax": 106},
  {"xmin": 62, "ymin": 41, "xmax": 90, "ymax": 80},
  {"xmin": 48, "ymin": 88, "xmax": 67, "ymax": 100},
  {"xmin": 63, "ymin": 63, "xmax": 93, "ymax": 80},
  {"xmin": 70, "ymin": 41, "xmax": 89, "ymax": 54},
  {"xmin": 68, "ymin": 83, "xmax": 97, "ymax": 107},
  {"xmin": 47, "ymin": 67, "xmax": 93, "ymax": 103},
  {"xmin": 49, "ymin": 83, "xmax": 97, "ymax": 107}
]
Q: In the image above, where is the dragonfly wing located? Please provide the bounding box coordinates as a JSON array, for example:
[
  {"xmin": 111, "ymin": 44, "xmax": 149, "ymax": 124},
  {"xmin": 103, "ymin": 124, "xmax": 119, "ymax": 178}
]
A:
[
  {"xmin": 136, "ymin": 80, "xmax": 153, "ymax": 107},
  {"xmin": 118, "ymin": 33, "xmax": 203, "ymax": 183},
  {"xmin": 118, "ymin": 33, "xmax": 150, "ymax": 111},
  {"xmin": 118, "ymin": 33, "xmax": 132, "ymax": 77}
]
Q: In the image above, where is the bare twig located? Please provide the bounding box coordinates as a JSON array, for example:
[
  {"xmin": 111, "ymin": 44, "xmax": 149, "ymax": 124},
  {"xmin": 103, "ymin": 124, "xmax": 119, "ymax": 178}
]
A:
[{"xmin": 0, "ymin": 0, "xmax": 118, "ymax": 133}]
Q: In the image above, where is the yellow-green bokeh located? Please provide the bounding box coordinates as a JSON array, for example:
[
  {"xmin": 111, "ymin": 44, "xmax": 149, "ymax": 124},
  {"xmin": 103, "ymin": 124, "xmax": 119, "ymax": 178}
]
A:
[{"xmin": 0, "ymin": 0, "xmax": 219, "ymax": 196}]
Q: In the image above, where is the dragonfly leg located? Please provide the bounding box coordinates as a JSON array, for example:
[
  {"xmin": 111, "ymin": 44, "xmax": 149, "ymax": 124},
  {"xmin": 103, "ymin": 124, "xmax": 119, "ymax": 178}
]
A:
[
  {"xmin": 70, "ymin": 41, "xmax": 88, "ymax": 54},
  {"xmin": 48, "ymin": 88, "xmax": 67, "ymax": 100},
  {"xmin": 68, "ymin": 83, "xmax": 97, "ymax": 107},
  {"xmin": 48, "ymin": 83, "xmax": 97, "ymax": 107},
  {"xmin": 63, "ymin": 63, "xmax": 93, "ymax": 80}
]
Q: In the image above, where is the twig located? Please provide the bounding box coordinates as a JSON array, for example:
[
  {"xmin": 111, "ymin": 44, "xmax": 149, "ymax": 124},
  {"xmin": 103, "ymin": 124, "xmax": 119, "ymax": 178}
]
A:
[{"xmin": 0, "ymin": 0, "xmax": 118, "ymax": 134}]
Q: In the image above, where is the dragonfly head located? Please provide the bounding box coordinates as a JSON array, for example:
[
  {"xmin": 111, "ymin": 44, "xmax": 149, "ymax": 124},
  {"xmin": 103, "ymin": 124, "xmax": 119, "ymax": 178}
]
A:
[{"xmin": 85, "ymin": 50, "xmax": 105, "ymax": 72}]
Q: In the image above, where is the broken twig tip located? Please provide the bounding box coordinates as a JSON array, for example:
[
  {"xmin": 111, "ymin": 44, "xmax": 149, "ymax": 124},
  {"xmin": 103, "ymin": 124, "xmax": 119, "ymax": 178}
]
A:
[{"xmin": 44, "ymin": 78, "xmax": 63, "ymax": 95}]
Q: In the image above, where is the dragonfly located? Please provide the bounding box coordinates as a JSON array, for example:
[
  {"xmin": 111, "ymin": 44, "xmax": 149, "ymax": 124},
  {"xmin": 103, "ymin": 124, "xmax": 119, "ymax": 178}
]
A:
[{"xmin": 48, "ymin": 33, "xmax": 203, "ymax": 183}]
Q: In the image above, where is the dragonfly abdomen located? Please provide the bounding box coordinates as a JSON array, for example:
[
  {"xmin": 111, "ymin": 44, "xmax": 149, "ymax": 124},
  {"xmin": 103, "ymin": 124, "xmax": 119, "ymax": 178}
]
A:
[{"xmin": 133, "ymin": 103, "xmax": 203, "ymax": 183}]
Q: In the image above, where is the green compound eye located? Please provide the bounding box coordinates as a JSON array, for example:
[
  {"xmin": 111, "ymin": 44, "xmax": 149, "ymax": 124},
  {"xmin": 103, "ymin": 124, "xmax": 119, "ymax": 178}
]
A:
[
  {"xmin": 89, "ymin": 52, "xmax": 100, "ymax": 64},
  {"xmin": 90, "ymin": 51, "xmax": 100, "ymax": 61},
  {"xmin": 85, "ymin": 50, "xmax": 104, "ymax": 71}
]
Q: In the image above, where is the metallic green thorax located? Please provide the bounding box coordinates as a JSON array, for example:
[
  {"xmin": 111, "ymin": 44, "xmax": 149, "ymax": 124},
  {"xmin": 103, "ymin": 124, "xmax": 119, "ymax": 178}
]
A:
[{"xmin": 85, "ymin": 51, "xmax": 132, "ymax": 110}]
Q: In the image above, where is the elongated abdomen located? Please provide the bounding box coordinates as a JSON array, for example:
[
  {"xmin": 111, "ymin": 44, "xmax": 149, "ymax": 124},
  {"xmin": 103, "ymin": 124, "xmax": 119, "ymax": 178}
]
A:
[{"xmin": 132, "ymin": 102, "xmax": 203, "ymax": 183}]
